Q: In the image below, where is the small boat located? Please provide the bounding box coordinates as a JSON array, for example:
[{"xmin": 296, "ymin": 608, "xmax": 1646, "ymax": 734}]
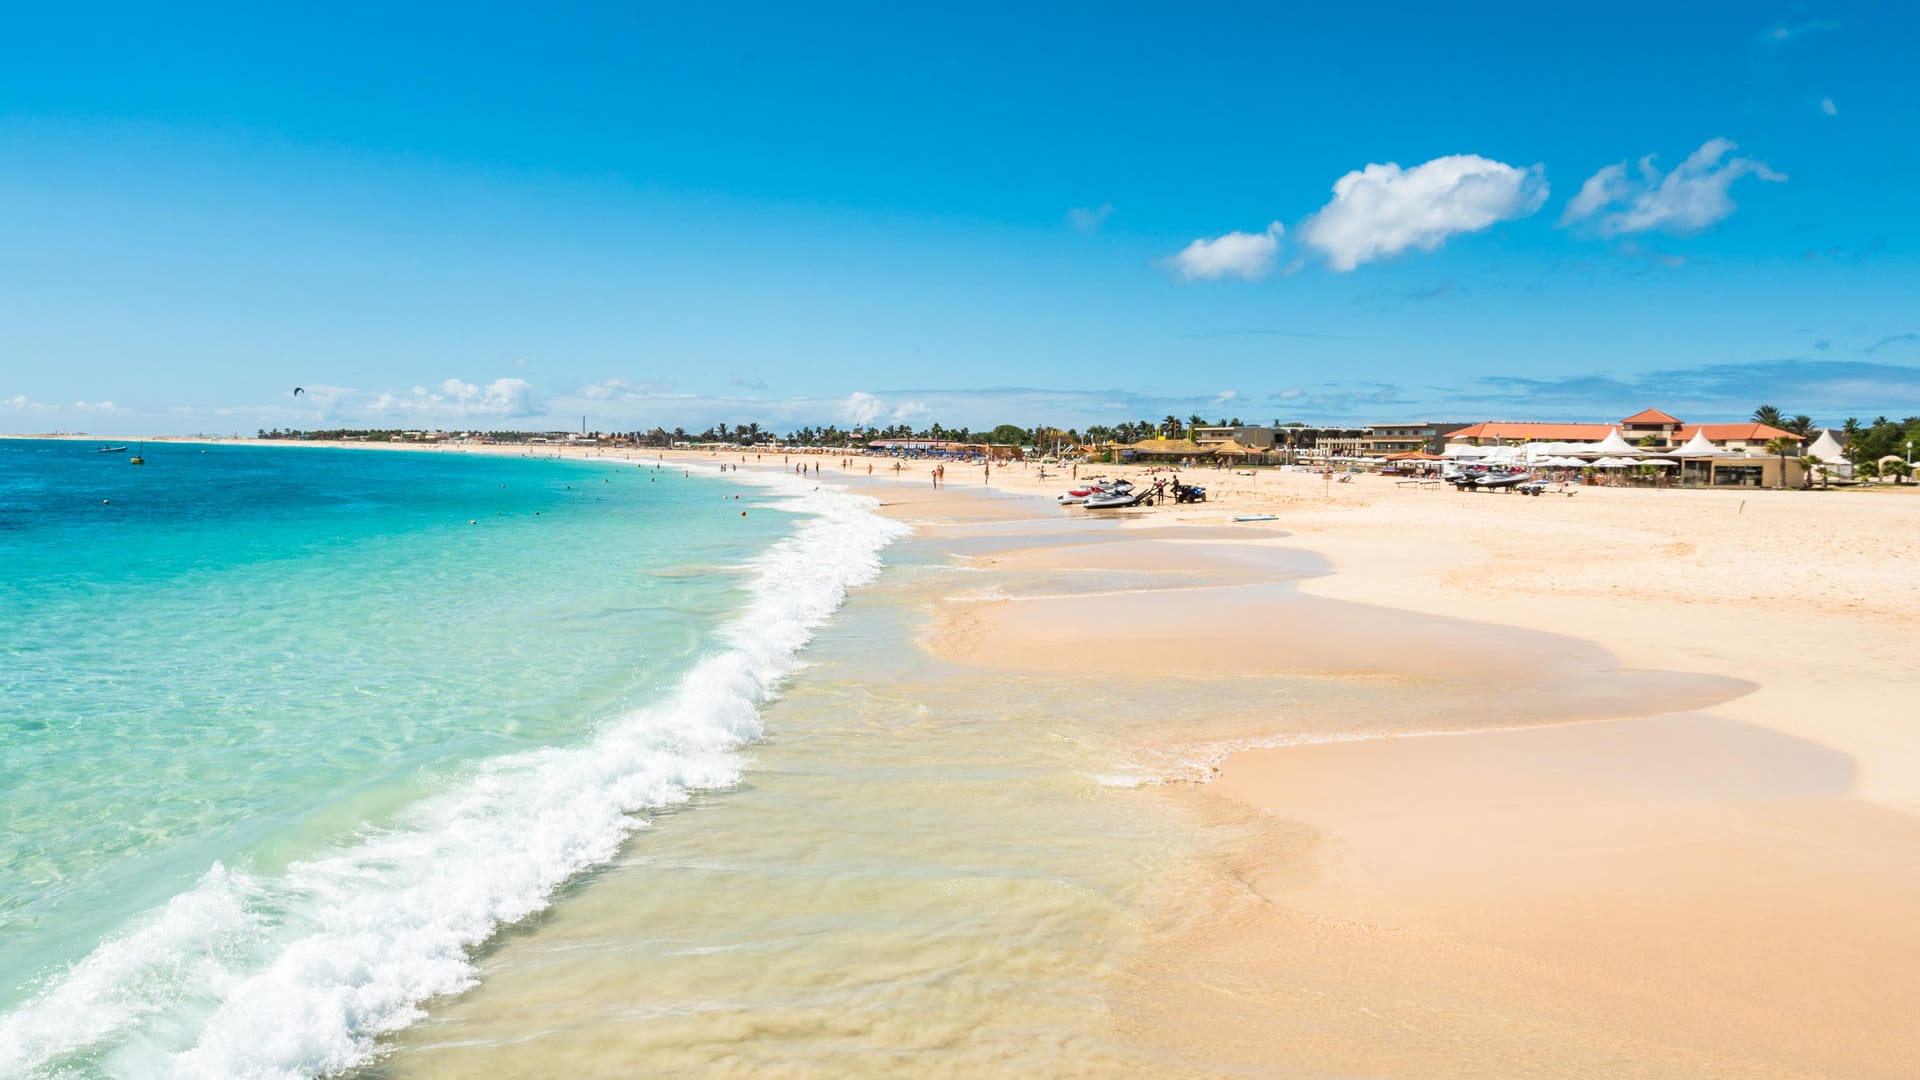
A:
[
  {"xmin": 97, "ymin": 445, "xmax": 128, "ymax": 453},
  {"xmin": 1233, "ymin": 514, "xmax": 1277, "ymax": 522},
  {"xmin": 129, "ymin": 443, "xmax": 145, "ymax": 466}
]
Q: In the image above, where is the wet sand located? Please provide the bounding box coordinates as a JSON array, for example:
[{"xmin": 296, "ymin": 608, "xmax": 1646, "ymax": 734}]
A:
[{"xmin": 934, "ymin": 465, "xmax": 1920, "ymax": 1077}]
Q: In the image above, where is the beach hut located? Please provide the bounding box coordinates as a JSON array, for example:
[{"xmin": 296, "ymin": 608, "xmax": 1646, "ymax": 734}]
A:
[{"xmin": 1208, "ymin": 442, "xmax": 1265, "ymax": 464}]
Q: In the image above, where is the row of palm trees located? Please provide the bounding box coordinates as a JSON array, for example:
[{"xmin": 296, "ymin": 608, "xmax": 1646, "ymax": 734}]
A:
[{"xmin": 1752, "ymin": 405, "xmax": 1920, "ymax": 487}]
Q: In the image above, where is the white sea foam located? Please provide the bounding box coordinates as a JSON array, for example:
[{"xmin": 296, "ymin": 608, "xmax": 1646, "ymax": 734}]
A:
[{"xmin": 0, "ymin": 475, "xmax": 908, "ymax": 1080}]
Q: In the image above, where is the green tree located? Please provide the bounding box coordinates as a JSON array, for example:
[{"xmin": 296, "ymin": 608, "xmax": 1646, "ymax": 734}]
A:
[
  {"xmin": 987, "ymin": 423, "xmax": 1028, "ymax": 446},
  {"xmin": 1788, "ymin": 414, "xmax": 1816, "ymax": 436},
  {"xmin": 1162, "ymin": 415, "xmax": 1184, "ymax": 439},
  {"xmin": 1765, "ymin": 436, "xmax": 1793, "ymax": 490},
  {"xmin": 1753, "ymin": 405, "xmax": 1785, "ymax": 428}
]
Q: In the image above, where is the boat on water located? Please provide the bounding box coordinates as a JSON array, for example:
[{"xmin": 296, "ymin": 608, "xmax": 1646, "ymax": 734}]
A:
[{"xmin": 97, "ymin": 445, "xmax": 128, "ymax": 453}]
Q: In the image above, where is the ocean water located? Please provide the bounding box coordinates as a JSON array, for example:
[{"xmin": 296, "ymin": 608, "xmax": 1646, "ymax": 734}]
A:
[{"xmin": 0, "ymin": 440, "xmax": 903, "ymax": 1079}]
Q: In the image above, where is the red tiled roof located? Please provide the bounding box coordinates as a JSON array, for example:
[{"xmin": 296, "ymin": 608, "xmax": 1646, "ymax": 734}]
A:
[
  {"xmin": 1673, "ymin": 423, "xmax": 1802, "ymax": 442},
  {"xmin": 1444, "ymin": 422, "xmax": 1617, "ymax": 441},
  {"xmin": 1621, "ymin": 408, "xmax": 1683, "ymax": 425}
]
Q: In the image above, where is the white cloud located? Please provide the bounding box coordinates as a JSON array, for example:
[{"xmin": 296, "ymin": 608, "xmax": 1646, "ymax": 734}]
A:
[
  {"xmin": 842, "ymin": 391, "xmax": 884, "ymax": 426},
  {"xmin": 1166, "ymin": 222, "xmax": 1284, "ymax": 281},
  {"xmin": 1820, "ymin": 97, "xmax": 1838, "ymax": 116},
  {"xmin": 1297, "ymin": 155, "xmax": 1548, "ymax": 272},
  {"xmin": 1767, "ymin": 18, "xmax": 1839, "ymax": 43},
  {"xmin": 1213, "ymin": 389, "xmax": 1239, "ymax": 405},
  {"xmin": 1067, "ymin": 203, "xmax": 1115, "ymax": 234},
  {"xmin": 2, "ymin": 394, "xmax": 55, "ymax": 412},
  {"xmin": 891, "ymin": 400, "xmax": 931, "ymax": 422},
  {"xmin": 370, "ymin": 377, "xmax": 540, "ymax": 418},
  {"xmin": 73, "ymin": 400, "xmax": 120, "ymax": 412},
  {"xmin": 1560, "ymin": 138, "xmax": 1786, "ymax": 237},
  {"xmin": 574, "ymin": 377, "xmax": 673, "ymax": 400}
]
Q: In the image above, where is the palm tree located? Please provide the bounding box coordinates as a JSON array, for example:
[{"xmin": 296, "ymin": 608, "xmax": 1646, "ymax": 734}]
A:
[
  {"xmin": 1187, "ymin": 413, "xmax": 1205, "ymax": 434},
  {"xmin": 1800, "ymin": 455, "xmax": 1820, "ymax": 489},
  {"xmin": 1765, "ymin": 436, "xmax": 1792, "ymax": 489},
  {"xmin": 1162, "ymin": 414, "xmax": 1183, "ymax": 439},
  {"xmin": 1753, "ymin": 405, "xmax": 1785, "ymax": 428},
  {"xmin": 1788, "ymin": 415, "xmax": 1815, "ymax": 437}
]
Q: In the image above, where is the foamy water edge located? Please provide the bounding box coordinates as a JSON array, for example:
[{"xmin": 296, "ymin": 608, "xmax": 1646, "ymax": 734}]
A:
[{"xmin": 0, "ymin": 472, "xmax": 909, "ymax": 1080}]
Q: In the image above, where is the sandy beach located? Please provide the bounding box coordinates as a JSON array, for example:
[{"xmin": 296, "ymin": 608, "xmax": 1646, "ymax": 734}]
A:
[
  {"xmin": 28, "ymin": 434, "xmax": 1920, "ymax": 1076},
  {"xmin": 917, "ymin": 458, "xmax": 1920, "ymax": 1077}
]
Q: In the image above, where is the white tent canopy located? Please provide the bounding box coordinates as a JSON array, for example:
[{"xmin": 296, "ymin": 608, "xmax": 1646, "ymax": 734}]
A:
[
  {"xmin": 1590, "ymin": 428, "xmax": 1641, "ymax": 456},
  {"xmin": 1807, "ymin": 429, "xmax": 1844, "ymax": 458},
  {"xmin": 1806, "ymin": 429, "xmax": 1850, "ymax": 476},
  {"xmin": 1671, "ymin": 429, "xmax": 1719, "ymax": 458}
]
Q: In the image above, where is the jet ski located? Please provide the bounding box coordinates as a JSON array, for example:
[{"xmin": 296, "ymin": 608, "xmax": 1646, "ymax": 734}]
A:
[
  {"xmin": 1474, "ymin": 469, "xmax": 1534, "ymax": 489},
  {"xmin": 1083, "ymin": 486, "xmax": 1149, "ymax": 509},
  {"xmin": 1058, "ymin": 479, "xmax": 1133, "ymax": 505}
]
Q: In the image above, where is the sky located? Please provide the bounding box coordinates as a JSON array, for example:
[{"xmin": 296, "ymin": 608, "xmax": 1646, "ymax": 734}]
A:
[{"xmin": 2, "ymin": 0, "xmax": 1917, "ymax": 435}]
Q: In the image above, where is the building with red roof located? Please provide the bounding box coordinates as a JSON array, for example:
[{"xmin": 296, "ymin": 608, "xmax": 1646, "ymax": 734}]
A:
[{"xmin": 1446, "ymin": 410, "xmax": 1802, "ymax": 452}]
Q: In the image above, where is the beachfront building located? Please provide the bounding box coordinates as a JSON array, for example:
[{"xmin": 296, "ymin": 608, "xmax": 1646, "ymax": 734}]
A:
[
  {"xmin": 1446, "ymin": 411, "xmax": 1802, "ymax": 454},
  {"xmin": 1620, "ymin": 408, "xmax": 1685, "ymax": 448},
  {"xmin": 1669, "ymin": 423, "xmax": 1806, "ymax": 454},
  {"xmin": 1364, "ymin": 421, "xmax": 1481, "ymax": 456},
  {"xmin": 1443, "ymin": 421, "xmax": 1620, "ymax": 447},
  {"xmin": 1191, "ymin": 426, "xmax": 1277, "ymax": 450}
]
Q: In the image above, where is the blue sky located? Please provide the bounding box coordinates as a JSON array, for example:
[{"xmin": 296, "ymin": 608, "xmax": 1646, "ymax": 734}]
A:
[{"xmin": 2, "ymin": 1, "xmax": 1917, "ymax": 434}]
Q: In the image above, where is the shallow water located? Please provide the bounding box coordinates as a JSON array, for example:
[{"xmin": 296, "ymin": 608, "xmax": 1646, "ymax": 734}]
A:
[
  {"xmin": 0, "ymin": 442, "xmax": 891, "ymax": 1078},
  {"xmin": 358, "ymin": 485, "xmax": 1741, "ymax": 1078}
]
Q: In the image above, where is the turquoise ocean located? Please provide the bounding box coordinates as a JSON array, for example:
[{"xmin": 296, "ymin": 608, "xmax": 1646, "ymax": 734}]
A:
[{"xmin": 0, "ymin": 440, "xmax": 903, "ymax": 1078}]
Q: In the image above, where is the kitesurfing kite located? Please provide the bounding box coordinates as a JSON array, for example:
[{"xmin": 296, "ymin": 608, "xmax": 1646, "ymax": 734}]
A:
[{"xmin": 293, "ymin": 387, "xmax": 306, "ymax": 397}]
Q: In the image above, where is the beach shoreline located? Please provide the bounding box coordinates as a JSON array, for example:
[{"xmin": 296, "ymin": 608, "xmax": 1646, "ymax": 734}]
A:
[{"xmin": 21, "ymin": 434, "xmax": 1920, "ymax": 1075}]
